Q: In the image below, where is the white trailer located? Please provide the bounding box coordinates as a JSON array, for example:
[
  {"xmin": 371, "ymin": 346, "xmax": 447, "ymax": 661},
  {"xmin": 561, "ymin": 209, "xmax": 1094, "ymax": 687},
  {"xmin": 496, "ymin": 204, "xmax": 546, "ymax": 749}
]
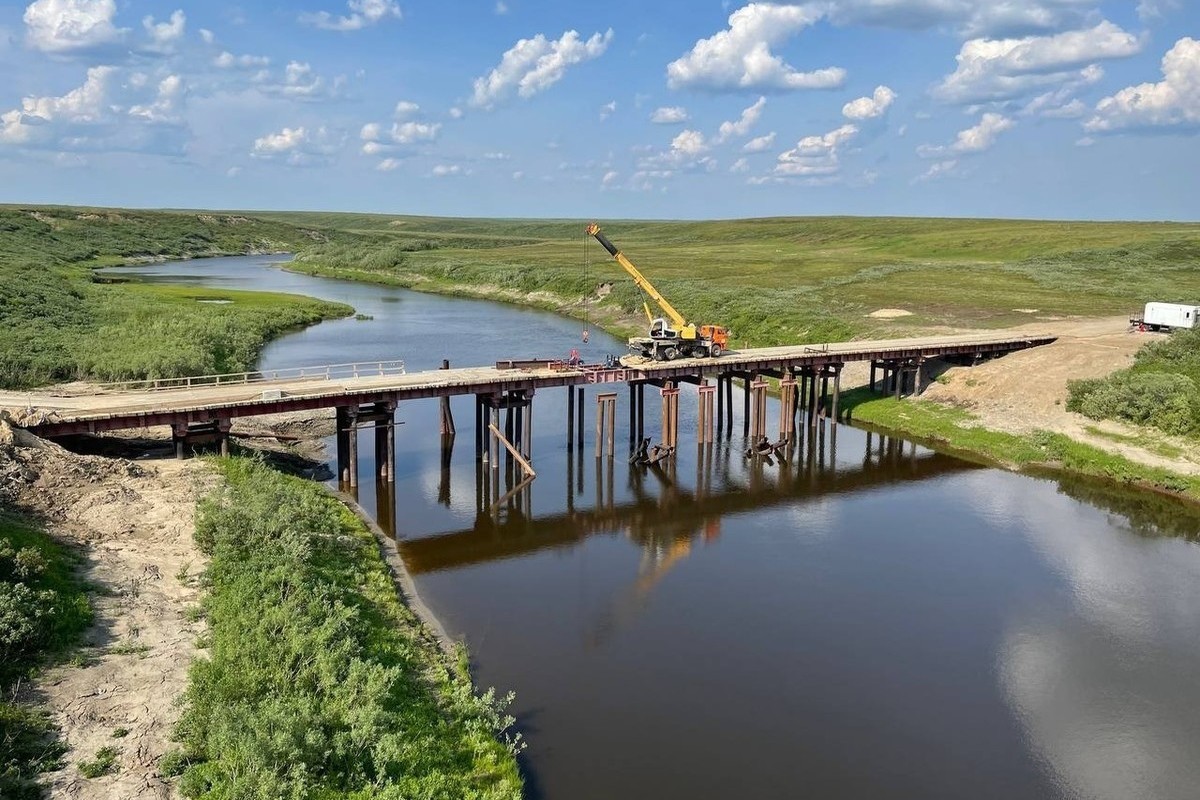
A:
[{"xmin": 1132, "ymin": 302, "xmax": 1200, "ymax": 331}]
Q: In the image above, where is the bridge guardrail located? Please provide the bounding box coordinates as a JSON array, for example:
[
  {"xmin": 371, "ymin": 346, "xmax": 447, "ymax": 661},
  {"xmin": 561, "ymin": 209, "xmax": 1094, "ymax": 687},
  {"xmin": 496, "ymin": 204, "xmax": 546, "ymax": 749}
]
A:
[{"xmin": 89, "ymin": 360, "xmax": 407, "ymax": 394}]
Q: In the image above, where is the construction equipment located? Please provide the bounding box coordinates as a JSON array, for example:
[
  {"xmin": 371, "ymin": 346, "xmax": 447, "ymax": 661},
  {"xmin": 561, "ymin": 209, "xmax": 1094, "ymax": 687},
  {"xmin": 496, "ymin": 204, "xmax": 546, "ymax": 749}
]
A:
[{"xmin": 585, "ymin": 223, "xmax": 729, "ymax": 361}]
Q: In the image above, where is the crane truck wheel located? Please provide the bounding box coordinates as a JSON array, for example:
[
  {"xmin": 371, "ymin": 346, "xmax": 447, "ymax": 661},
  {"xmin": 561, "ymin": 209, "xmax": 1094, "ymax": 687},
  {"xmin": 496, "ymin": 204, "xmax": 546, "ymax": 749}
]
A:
[
  {"xmin": 662, "ymin": 346, "xmax": 679, "ymax": 361},
  {"xmin": 709, "ymin": 344, "xmax": 722, "ymax": 358}
]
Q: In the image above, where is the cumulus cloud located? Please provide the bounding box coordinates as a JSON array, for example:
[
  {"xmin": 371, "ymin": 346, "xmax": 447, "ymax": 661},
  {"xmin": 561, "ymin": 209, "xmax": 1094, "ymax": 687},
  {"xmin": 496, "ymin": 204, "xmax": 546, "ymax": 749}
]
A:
[
  {"xmin": 600, "ymin": 99, "xmax": 616, "ymax": 120},
  {"xmin": 601, "ymin": 169, "xmax": 619, "ymax": 186},
  {"xmin": 916, "ymin": 158, "xmax": 961, "ymax": 181},
  {"xmin": 214, "ymin": 50, "xmax": 270, "ymax": 69},
  {"xmin": 934, "ymin": 21, "xmax": 1143, "ymax": 104},
  {"xmin": 358, "ymin": 117, "xmax": 440, "ymax": 154},
  {"xmin": 918, "ymin": 112, "xmax": 1015, "ymax": 157},
  {"xmin": 774, "ymin": 123, "xmax": 858, "ymax": 177},
  {"xmin": 743, "ymin": 132, "xmax": 776, "ymax": 152},
  {"xmin": 24, "ymin": 0, "xmax": 126, "ymax": 54},
  {"xmin": 666, "ymin": 3, "xmax": 845, "ymax": 92},
  {"xmin": 255, "ymin": 61, "xmax": 343, "ymax": 101},
  {"xmin": 142, "ymin": 9, "xmax": 185, "ymax": 53},
  {"xmin": 251, "ymin": 125, "xmax": 340, "ymax": 166},
  {"xmin": 0, "ymin": 64, "xmax": 187, "ymax": 154},
  {"xmin": 300, "ymin": 0, "xmax": 401, "ymax": 31},
  {"xmin": 1085, "ymin": 37, "xmax": 1200, "ymax": 132},
  {"xmin": 842, "ymin": 85, "xmax": 896, "ymax": 119},
  {"xmin": 394, "ymin": 100, "xmax": 419, "ymax": 117},
  {"xmin": 376, "ymin": 157, "xmax": 402, "ymax": 171},
  {"xmin": 431, "ymin": 163, "xmax": 466, "ymax": 176},
  {"xmin": 671, "ymin": 129, "xmax": 708, "ymax": 156},
  {"xmin": 715, "ymin": 96, "xmax": 766, "ymax": 142},
  {"xmin": 650, "ymin": 106, "xmax": 689, "ymax": 124},
  {"xmin": 471, "ymin": 28, "xmax": 613, "ymax": 108}
]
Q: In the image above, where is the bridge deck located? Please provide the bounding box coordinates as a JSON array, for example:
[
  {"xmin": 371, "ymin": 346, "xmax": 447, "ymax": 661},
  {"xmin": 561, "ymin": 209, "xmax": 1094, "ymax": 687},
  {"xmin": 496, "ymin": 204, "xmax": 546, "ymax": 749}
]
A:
[{"xmin": 1, "ymin": 332, "xmax": 1054, "ymax": 437}]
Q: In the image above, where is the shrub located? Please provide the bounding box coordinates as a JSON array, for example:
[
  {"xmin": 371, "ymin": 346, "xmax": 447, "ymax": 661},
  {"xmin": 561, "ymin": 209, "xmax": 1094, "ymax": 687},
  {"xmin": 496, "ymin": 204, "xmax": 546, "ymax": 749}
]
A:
[{"xmin": 1068, "ymin": 372, "xmax": 1200, "ymax": 436}]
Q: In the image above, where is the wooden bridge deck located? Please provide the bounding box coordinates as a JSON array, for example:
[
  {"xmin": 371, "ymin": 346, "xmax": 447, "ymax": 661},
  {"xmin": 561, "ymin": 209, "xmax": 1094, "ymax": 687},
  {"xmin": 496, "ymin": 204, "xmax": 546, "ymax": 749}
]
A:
[{"xmin": 1, "ymin": 332, "xmax": 1055, "ymax": 437}]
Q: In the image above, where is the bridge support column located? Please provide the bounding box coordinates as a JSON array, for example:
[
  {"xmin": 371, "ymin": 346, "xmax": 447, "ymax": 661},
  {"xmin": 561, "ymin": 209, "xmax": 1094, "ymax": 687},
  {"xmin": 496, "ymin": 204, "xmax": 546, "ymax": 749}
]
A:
[
  {"xmin": 716, "ymin": 375, "xmax": 724, "ymax": 435},
  {"xmin": 741, "ymin": 376, "xmax": 752, "ymax": 437},
  {"xmin": 628, "ymin": 383, "xmax": 637, "ymax": 449},
  {"xmin": 567, "ymin": 385, "xmax": 576, "ymax": 452},
  {"xmin": 698, "ymin": 382, "xmax": 715, "ymax": 445},
  {"xmin": 439, "ymin": 360, "xmax": 456, "ymax": 436},
  {"xmin": 779, "ymin": 374, "xmax": 797, "ymax": 441},
  {"xmin": 596, "ymin": 392, "xmax": 616, "ymax": 459},
  {"xmin": 749, "ymin": 378, "xmax": 768, "ymax": 440},
  {"xmin": 660, "ymin": 384, "xmax": 679, "ymax": 450},
  {"xmin": 475, "ymin": 395, "xmax": 486, "ymax": 462},
  {"xmin": 576, "ymin": 388, "xmax": 585, "ymax": 454},
  {"xmin": 373, "ymin": 402, "xmax": 396, "ymax": 482},
  {"xmin": 831, "ymin": 364, "xmax": 843, "ymax": 425},
  {"xmin": 637, "ymin": 383, "xmax": 645, "ymax": 443}
]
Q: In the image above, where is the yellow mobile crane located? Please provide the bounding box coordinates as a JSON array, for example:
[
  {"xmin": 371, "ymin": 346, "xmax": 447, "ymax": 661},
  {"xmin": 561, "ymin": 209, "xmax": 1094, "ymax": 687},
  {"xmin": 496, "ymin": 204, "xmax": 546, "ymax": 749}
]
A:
[{"xmin": 586, "ymin": 223, "xmax": 730, "ymax": 361}]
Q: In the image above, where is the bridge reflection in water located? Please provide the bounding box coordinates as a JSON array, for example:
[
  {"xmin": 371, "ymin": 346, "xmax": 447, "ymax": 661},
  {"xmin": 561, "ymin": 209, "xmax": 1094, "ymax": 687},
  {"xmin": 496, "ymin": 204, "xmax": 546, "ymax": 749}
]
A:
[{"xmin": 376, "ymin": 427, "xmax": 980, "ymax": 579}]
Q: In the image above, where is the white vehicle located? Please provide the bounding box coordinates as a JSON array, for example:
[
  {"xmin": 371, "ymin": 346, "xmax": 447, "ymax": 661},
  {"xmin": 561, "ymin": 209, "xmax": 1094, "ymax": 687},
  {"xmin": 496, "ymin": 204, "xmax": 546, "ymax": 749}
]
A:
[{"xmin": 1132, "ymin": 302, "xmax": 1200, "ymax": 331}]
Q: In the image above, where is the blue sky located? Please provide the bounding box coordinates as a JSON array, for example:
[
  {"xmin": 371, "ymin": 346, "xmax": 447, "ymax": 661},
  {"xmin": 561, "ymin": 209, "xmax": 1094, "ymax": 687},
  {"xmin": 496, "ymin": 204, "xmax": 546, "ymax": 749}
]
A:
[{"xmin": 0, "ymin": 0, "xmax": 1197, "ymax": 220}]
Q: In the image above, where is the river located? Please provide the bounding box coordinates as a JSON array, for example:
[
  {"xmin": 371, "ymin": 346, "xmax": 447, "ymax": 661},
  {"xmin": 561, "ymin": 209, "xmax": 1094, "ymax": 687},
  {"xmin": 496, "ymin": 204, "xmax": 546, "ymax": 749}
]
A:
[{"xmin": 110, "ymin": 255, "xmax": 1200, "ymax": 800}]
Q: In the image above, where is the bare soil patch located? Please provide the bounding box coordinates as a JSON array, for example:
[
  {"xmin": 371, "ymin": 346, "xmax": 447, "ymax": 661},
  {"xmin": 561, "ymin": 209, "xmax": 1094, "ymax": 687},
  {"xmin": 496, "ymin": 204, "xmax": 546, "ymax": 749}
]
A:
[{"xmin": 918, "ymin": 316, "xmax": 1200, "ymax": 474}]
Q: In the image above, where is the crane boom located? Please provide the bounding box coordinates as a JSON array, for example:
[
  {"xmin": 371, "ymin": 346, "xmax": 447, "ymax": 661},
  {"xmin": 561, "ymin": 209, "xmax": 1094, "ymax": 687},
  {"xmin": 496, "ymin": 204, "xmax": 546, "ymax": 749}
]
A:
[{"xmin": 585, "ymin": 224, "xmax": 689, "ymax": 331}]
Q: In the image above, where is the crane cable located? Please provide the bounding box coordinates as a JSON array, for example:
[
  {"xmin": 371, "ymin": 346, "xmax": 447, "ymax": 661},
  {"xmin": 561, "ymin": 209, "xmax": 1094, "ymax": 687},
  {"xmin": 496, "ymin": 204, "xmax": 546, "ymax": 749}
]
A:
[{"xmin": 581, "ymin": 228, "xmax": 590, "ymax": 344}]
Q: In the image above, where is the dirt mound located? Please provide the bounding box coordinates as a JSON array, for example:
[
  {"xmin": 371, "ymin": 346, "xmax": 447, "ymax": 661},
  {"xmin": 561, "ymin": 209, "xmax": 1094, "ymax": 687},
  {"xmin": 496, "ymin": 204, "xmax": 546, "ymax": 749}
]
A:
[{"xmin": 2, "ymin": 421, "xmax": 212, "ymax": 798}]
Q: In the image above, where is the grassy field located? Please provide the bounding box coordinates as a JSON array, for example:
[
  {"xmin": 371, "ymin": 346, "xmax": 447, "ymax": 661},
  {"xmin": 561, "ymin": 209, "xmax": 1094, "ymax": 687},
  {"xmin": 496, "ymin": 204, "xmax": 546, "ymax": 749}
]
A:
[
  {"xmin": 174, "ymin": 459, "xmax": 522, "ymax": 799},
  {"xmin": 0, "ymin": 206, "xmax": 351, "ymax": 388},
  {"xmin": 265, "ymin": 212, "xmax": 1200, "ymax": 346}
]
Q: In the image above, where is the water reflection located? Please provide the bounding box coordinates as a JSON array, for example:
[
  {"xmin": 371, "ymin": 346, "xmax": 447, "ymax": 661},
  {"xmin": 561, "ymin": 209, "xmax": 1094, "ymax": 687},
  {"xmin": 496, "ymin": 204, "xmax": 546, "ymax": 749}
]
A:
[{"xmin": 394, "ymin": 429, "xmax": 978, "ymax": 575}]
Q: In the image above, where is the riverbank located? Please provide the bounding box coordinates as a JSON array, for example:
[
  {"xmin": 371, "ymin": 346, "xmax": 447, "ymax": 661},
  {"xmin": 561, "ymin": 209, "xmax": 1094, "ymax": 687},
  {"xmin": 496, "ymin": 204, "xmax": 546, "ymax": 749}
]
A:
[{"xmin": 176, "ymin": 458, "xmax": 523, "ymax": 798}]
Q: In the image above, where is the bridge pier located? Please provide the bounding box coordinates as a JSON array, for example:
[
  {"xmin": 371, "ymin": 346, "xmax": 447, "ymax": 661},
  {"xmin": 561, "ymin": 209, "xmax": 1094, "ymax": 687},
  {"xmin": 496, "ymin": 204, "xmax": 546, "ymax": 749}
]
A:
[
  {"xmin": 596, "ymin": 392, "xmax": 617, "ymax": 459},
  {"xmin": 171, "ymin": 419, "xmax": 232, "ymax": 459},
  {"xmin": 660, "ymin": 383, "xmax": 679, "ymax": 451},
  {"xmin": 439, "ymin": 360, "xmax": 455, "ymax": 436},
  {"xmin": 698, "ymin": 382, "xmax": 715, "ymax": 445}
]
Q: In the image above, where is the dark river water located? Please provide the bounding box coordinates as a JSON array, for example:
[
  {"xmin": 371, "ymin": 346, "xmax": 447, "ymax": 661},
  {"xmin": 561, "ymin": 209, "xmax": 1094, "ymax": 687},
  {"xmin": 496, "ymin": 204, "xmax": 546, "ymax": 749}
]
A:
[{"xmin": 110, "ymin": 255, "xmax": 1200, "ymax": 800}]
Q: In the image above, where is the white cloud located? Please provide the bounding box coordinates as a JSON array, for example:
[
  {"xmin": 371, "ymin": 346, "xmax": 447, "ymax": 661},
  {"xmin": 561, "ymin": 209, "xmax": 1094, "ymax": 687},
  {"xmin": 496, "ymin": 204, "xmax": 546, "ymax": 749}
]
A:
[
  {"xmin": 916, "ymin": 158, "xmax": 960, "ymax": 181},
  {"xmin": 199, "ymin": 27, "xmax": 214, "ymax": 44},
  {"xmin": 650, "ymin": 106, "xmax": 689, "ymax": 124},
  {"xmin": 842, "ymin": 85, "xmax": 896, "ymax": 119},
  {"xmin": 0, "ymin": 64, "xmax": 187, "ymax": 154},
  {"xmin": 1023, "ymin": 89, "xmax": 1087, "ymax": 118},
  {"xmin": 511, "ymin": 170, "xmax": 523, "ymax": 180},
  {"xmin": 918, "ymin": 112, "xmax": 1015, "ymax": 157},
  {"xmin": 934, "ymin": 22, "xmax": 1143, "ymax": 104},
  {"xmin": 666, "ymin": 3, "xmax": 845, "ymax": 92},
  {"xmin": 600, "ymin": 99, "xmax": 617, "ymax": 120},
  {"xmin": 742, "ymin": 131, "xmax": 776, "ymax": 152},
  {"xmin": 448, "ymin": 107, "xmax": 464, "ymax": 119},
  {"xmin": 471, "ymin": 28, "xmax": 613, "ymax": 108},
  {"xmin": 214, "ymin": 50, "xmax": 270, "ymax": 69},
  {"xmin": 601, "ymin": 169, "xmax": 619, "ymax": 186},
  {"xmin": 431, "ymin": 163, "xmax": 466, "ymax": 176},
  {"xmin": 1085, "ymin": 37, "xmax": 1200, "ymax": 132},
  {"xmin": 300, "ymin": 0, "xmax": 401, "ymax": 31},
  {"xmin": 774, "ymin": 123, "xmax": 858, "ymax": 177},
  {"xmin": 394, "ymin": 100, "xmax": 419, "ymax": 117},
  {"xmin": 495, "ymin": 1, "xmax": 509, "ymax": 14},
  {"xmin": 730, "ymin": 156, "xmax": 750, "ymax": 172},
  {"xmin": 251, "ymin": 125, "xmax": 340, "ymax": 166},
  {"xmin": 377, "ymin": 157, "xmax": 402, "ymax": 171},
  {"xmin": 671, "ymin": 129, "xmax": 708, "ymax": 156},
  {"xmin": 255, "ymin": 61, "xmax": 342, "ymax": 101},
  {"xmin": 1137, "ymin": 0, "xmax": 1180, "ymax": 22},
  {"xmin": 24, "ymin": 0, "xmax": 126, "ymax": 54},
  {"xmin": 142, "ymin": 9, "xmax": 185, "ymax": 53},
  {"xmin": 715, "ymin": 96, "xmax": 766, "ymax": 142},
  {"xmin": 358, "ymin": 118, "xmax": 440, "ymax": 154},
  {"xmin": 483, "ymin": 151, "xmax": 510, "ymax": 160}
]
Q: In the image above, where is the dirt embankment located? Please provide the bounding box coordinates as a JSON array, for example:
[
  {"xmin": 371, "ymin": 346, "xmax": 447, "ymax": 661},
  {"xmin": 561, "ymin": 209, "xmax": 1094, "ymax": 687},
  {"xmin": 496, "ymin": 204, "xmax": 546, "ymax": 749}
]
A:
[
  {"xmin": 915, "ymin": 316, "xmax": 1200, "ymax": 475},
  {"xmin": 2, "ymin": 423, "xmax": 212, "ymax": 799}
]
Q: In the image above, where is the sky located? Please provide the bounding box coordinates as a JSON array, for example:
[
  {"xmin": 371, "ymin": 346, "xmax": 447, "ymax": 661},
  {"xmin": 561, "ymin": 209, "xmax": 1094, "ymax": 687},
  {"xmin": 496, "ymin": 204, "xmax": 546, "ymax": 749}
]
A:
[{"xmin": 0, "ymin": 0, "xmax": 1197, "ymax": 220}]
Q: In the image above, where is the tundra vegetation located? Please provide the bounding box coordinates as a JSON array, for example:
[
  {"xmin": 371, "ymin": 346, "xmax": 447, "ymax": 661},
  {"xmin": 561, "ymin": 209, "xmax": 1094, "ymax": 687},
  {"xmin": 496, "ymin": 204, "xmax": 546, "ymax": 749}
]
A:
[
  {"xmin": 174, "ymin": 459, "xmax": 522, "ymax": 799},
  {"xmin": 0, "ymin": 206, "xmax": 350, "ymax": 389},
  {"xmin": 1068, "ymin": 327, "xmax": 1200, "ymax": 438},
  {"xmin": 0, "ymin": 514, "xmax": 92, "ymax": 798}
]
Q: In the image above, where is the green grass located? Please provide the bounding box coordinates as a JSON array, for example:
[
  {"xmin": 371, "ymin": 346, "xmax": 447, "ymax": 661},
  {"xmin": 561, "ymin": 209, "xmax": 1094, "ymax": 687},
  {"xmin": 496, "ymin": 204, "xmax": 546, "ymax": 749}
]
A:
[
  {"xmin": 0, "ymin": 206, "xmax": 352, "ymax": 388},
  {"xmin": 175, "ymin": 458, "xmax": 522, "ymax": 799},
  {"xmin": 276, "ymin": 213, "xmax": 1200, "ymax": 346},
  {"xmin": 1, "ymin": 514, "xmax": 93, "ymax": 798},
  {"xmin": 78, "ymin": 746, "xmax": 119, "ymax": 778},
  {"xmin": 841, "ymin": 389, "xmax": 1200, "ymax": 500}
]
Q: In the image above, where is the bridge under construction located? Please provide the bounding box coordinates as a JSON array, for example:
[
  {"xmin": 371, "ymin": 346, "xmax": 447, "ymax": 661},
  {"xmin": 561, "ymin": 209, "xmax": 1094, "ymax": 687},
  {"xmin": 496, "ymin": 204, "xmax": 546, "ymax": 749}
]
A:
[{"xmin": 1, "ymin": 332, "xmax": 1055, "ymax": 488}]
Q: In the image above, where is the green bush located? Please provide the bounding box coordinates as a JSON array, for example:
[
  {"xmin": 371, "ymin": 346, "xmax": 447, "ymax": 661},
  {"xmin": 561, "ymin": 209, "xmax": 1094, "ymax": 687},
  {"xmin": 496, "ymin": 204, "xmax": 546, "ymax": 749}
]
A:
[
  {"xmin": 177, "ymin": 459, "xmax": 521, "ymax": 799},
  {"xmin": 0, "ymin": 517, "xmax": 92, "ymax": 798},
  {"xmin": 1068, "ymin": 354, "xmax": 1200, "ymax": 437}
]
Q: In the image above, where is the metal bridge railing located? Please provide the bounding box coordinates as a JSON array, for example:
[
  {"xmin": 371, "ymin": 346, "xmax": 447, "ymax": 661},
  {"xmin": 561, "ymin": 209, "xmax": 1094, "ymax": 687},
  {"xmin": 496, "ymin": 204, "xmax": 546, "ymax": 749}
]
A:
[{"xmin": 91, "ymin": 360, "xmax": 407, "ymax": 393}]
